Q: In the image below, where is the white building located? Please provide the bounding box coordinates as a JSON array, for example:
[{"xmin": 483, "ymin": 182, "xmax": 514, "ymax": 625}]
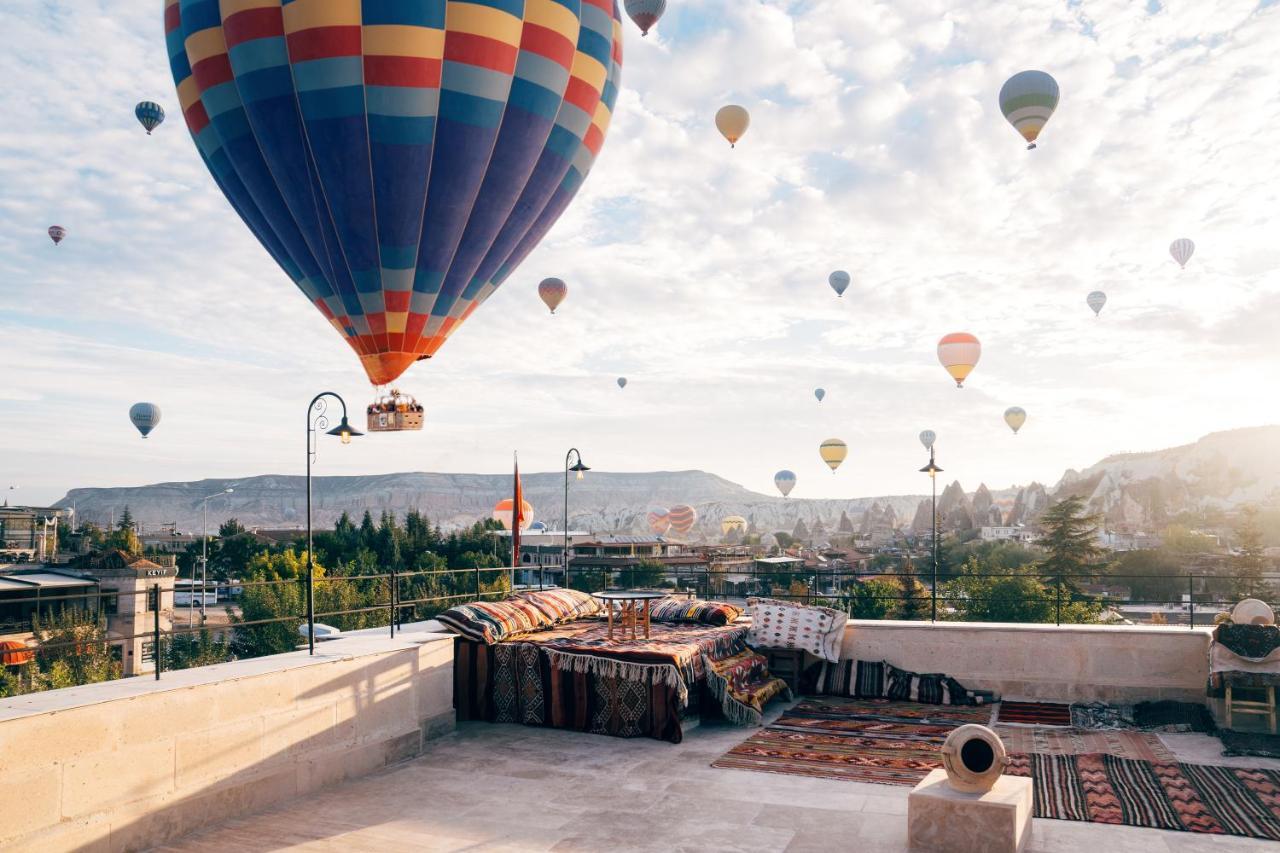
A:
[{"xmin": 980, "ymin": 525, "xmax": 1035, "ymax": 543}]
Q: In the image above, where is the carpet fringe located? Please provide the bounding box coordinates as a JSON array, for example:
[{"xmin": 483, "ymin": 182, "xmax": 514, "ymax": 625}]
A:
[{"xmin": 545, "ymin": 649, "xmax": 689, "ymax": 705}]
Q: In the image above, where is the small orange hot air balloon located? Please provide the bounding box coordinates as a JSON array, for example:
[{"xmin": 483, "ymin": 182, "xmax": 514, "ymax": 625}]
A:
[
  {"xmin": 937, "ymin": 333, "xmax": 981, "ymax": 388},
  {"xmin": 538, "ymin": 277, "xmax": 567, "ymax": 314}
]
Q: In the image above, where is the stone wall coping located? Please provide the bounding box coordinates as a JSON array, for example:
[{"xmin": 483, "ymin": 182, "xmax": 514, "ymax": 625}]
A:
[
  {"xmin": 0, "ymin": 622, "xmax": 453, "ymax": 724},
  {"xmin": 846, "ymin": 619, "xmax": 1215, "ymax": 637}
]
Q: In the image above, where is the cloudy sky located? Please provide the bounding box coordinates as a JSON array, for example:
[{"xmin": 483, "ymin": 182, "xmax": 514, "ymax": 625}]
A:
[{"xmin": 2, "ymin": 0, "xmax": 1279, "ymax": 508}]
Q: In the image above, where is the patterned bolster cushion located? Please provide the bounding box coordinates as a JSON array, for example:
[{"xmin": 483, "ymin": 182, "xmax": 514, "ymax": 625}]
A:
[
  {"xmin": 514, "ymin": 588, "xmax": 601, "ymax": 624},
  {"xmin": 821, "ymin": 658, "xmax": 889, "ymax": 699},
  {"xmin": 436, "ymin": 598, "xmax": 551, "ymax": 644},
  {"xmin": 648, "ymin": 597, "xmax": 744, "ymax": 626},
  {"xmin": 745, "ymin": 597, "xmax": 848, "ymax": 662}
]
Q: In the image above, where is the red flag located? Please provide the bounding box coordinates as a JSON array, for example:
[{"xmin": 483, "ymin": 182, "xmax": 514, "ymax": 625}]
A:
[{"xmin": 512, "ymin": 454, "xmax": 523, "ymax": 569}]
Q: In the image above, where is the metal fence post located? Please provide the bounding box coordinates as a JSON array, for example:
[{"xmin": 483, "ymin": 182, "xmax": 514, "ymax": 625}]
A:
[
  {"xmin": 474, "ymin": 564, "xmax": 481, "ymax": 600},
  {"xmin": 1055, "ymin": 578, "xmax": 1062, "ymax": 626},
  {"xmin": 1188, "ymin": 574, "xmax": 1195, "ymax": 629},
  {"xmin": 152, "ymin": 584, "xmax": 162, "ymax": 681},
  {"xmin": 389, "ymin": 566, "xmax": 397, "ymax": 639}
]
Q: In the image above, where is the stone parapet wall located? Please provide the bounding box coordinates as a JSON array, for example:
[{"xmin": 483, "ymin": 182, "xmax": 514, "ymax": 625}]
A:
[
  {"xmin": 0, "ymin": 625, "xmax": 455, "ymax": 852},
  {"xmin": 841, "ymin": 620, "xmax": 1212, "ymax": 704}
]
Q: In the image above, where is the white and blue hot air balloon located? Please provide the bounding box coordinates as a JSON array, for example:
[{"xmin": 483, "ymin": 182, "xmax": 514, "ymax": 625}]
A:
[{"xmin": 129, "ymin": 402, "xmax": 161, "ymax": 439}]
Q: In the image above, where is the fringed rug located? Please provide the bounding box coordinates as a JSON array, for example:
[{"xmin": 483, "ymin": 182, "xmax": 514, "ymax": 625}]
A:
[
  {"xmin": 997, "ymin": 701, "xmax": 1072, "ymax": 726},
  {"xmin": 1220, "ymin": 730, "xmax": 1280, "ymax": 759},
  {"xmin": 1008, "ymin": 752, "xmax": 1280, "ymax": 842},
  {"xmin": 710, "ymin": 698, "xmax": 990, "ymax": 785},
  {"xmin": 702, "ymin": 649, "xmax": 790, "ymax": 726},
  {"xmin": 994, "ymin": 725, "xmax": 1175, "ymax": 762}
]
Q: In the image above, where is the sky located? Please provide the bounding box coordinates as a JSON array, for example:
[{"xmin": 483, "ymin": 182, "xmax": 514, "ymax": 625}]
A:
[{"xmin": 2, "ymin": 0, "xmax": 1280, "ymax": 508}]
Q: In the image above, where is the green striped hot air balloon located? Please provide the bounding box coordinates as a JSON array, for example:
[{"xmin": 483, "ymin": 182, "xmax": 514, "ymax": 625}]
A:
[{"xmin": 999, "ymin": 71, "xmax": 1059, "ymax": 150}]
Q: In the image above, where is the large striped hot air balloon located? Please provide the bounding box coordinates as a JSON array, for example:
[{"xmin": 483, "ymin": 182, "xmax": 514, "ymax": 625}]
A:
[
  {"xmin": 819, "ymin": 438, "xmax": 847, "ymax": 473},
  {"xmin": 623, "ymin": 0, "xmax": 664, "ymax": 36},
  {"xmin": 646, "ymin": 506, "xmax": 670, "ymax": 535},
  {"xmin": 937, "ymin": 332, "xmax": 981, "ymax": 388},
  {"xmin": 493, "ymin": 498, "xmax": 534, "ymax": 531},
  {"xmin": 165, "ymin": 0, "xmax": 623, "ymax": 389},
  {"xmin": 998, "ymin": 70, "xmax": 1059, "ymax": 150},
  {"xmin": 667, "ymin": 504, "xmax": 697, "ymax": 535},
  {"xmin": 774, "ymin": 470, "xmax": 796, "ymax": 497},
  {"xmin": 538, "ymin": 277, "xmax": 567, "ymax": 314},
  {"xmin": 1170, "ymin": 238, "xmax": 1195, "ymax": 269}
]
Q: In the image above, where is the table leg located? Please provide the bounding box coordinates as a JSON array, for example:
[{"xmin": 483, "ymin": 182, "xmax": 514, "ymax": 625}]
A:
[
  {"xmin": 644, "ymin": 600, "xmax": 650, "ymax": 639},
  {"xmin": 1226, "ymin": 684, "xmax": 1233, "ymax": 730},
  {"xmin": 607, "ymin": 602, "xmax": 614, "ymax": 641}
]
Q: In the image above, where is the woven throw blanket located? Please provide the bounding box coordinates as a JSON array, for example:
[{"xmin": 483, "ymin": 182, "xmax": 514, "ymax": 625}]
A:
[
  {"xmin": 1215, "ymin": 624, "xmax": 1280, "ymax": 660},
  {"xmin": 537, "ymin": 622, "xmax": 751, "ymax": 705},
  {"xmin": 703, "ymin": 649, "xmax": 791, "ymax": 725}
]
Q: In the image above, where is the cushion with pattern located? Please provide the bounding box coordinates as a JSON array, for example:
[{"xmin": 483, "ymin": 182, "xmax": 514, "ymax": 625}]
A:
[
  {"xmin": 648, "ymin": 597, "xmax": 743, "ymax": 626},
  {"xmin": 514, "ymin": 588, "xmax": 601, "ymax": 625},
  {"xmin": 436, "ymin": 598, "xmax": 551, "ymax": 644},
  {"xmin": 746, "ymin": 597, "xmax": 848, "ymax": 662}
]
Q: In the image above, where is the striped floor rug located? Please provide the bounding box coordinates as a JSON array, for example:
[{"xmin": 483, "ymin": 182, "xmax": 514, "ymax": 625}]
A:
[
  {"xmin": 1008, "ymin": 752, "xmax": 1280, "ymax": 842},
  {"xmin": 997, "ymin": 700, "xmax": 1073, "ymax": 726}
]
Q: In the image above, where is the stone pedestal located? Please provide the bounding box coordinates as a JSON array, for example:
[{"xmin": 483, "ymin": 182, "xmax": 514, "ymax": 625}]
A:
[{"xmin": 908, "ymin": 769, "xmax": 1032, "ymax": 853}]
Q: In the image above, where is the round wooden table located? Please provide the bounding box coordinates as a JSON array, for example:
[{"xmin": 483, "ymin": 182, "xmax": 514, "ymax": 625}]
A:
[{"xmin": 593, "ymin": 590, "xmax": 668, "ymax": 641}]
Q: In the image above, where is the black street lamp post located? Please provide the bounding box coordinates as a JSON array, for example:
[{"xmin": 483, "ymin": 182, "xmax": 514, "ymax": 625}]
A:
[
  {"xmin": 306, "ymin": 392, "xmax": 362, "ymax": 654},
  {"xmin": 919, "ymin": 449, "xmax": 943, "ymax": 622},
  {"xmin": 563, "ymin": 449, "xmax": 589, "ymax": 590}
]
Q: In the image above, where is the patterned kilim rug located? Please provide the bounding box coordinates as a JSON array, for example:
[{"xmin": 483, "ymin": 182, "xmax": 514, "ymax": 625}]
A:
[
  {"xmin": 994, "ymin": 725, "xmax": 1175, "ymax": 762},
  {"xmin": 710, "ymin": 698, "xmax": 991, "ymax": 785},
  {"xmin": 997, "ymin": 700, "xmax": 1072, "ymax": 726},
  {"xmin": 1007, "ymin": 752, "xmax": 1280, "ymax": 842},
  {"xmin": 1220, "ymin": 730, "xmax": 1280, "ymax": 759}
]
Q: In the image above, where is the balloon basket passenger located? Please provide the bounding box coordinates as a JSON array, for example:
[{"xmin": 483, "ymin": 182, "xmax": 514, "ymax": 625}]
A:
[{"xmin": 366, "ymin": 389, "xmax": 424, "ymax": 432}]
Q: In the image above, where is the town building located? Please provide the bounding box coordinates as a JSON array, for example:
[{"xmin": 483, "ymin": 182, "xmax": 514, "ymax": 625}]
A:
[
  {"xmin": 0, "ymin": 505, "xmax": 69, "ymax": 562},
  {"xmin": 979, "ymin": 525, "xmax": 1036, "ymax": 543}
]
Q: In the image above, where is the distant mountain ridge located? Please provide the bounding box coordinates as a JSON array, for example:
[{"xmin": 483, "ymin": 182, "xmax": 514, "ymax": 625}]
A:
[{"xmin": 53, "ymin": 426, "xmax": 1280, "ymax": 537}]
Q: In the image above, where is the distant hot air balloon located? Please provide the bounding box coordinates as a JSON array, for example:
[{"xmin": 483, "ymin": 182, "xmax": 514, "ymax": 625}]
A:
[
  {"xmin": 166, "ymin": 0, "xmax": 623, "ymax": 389},
  {"xmin": 492, "ymin": 498, "xmax": 535, "ymax": 532},
  {"xmin": 624, "ymin": 0, "xmax": 666, "ymax": 36},
  {"xmin": 937, "ymin": 333, "xmax": 981, "ymax": 388},
  {"xmin": 538, "ymin": 277, "xmax": 567, "ymax": 314},
  {"xmin": 1170, "ymin": 238, "xmax": 1195, "ymax": 269},
  {"xmin": 998, "ymin": 70, "xmax": 1059, "ymax": 150},
  {"xmin": 715, "ymin": 105, "xmax": 750, "ymax": 148},
  {"xmin": 1087, "ymin": 291, "xmax": 1106, "ymax": 317},
  {"xmin": 617, "ymin": 377, "xmax": 627, "ymax": 389},
  {"xmin": 1004, "ymin": 406, "xmax": 1027, "ymax": 434},
  {"xmin": 647, "ymin": 507, "xmax": 671, "ymax": 535},
  {"xmin": 919, "ymin": 430, "xmax": 936, "ymax": 451},
  {"xmin": 135, "ymin": 101, "xmax": 165, "ymax": 135},
  {"xmin": 819, "ymin": 438, "xmax": 848, "ymax": 473},
  {"xmin": 129, "ymin": 402, "xmax": 161, "ymax": 438},
  {"xmin": 668, "ymin": 504, "xmax": 698, "ymax": 535},
  {"xmin": 774, "ymin": 470, "xmax": 796, "ymax": 497},
  {"xmin": 47, "ymin": 226, "xmax": 66, "ymax": 246},
  {"xmin": 814, "ymin": 388, "xmax": 825, "ymax": 402},
  {"xmin": 720, "ymin": 515, "xmax": 747, "ymax": 536},
  {"xmin": 828, "ymin": 270, "xmax": 850, "ymax": 297}
]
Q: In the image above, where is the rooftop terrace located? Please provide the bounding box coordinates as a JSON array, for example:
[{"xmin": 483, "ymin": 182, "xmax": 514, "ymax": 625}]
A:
[{"xmin": 3, "ymin": 619, "xmax": 1279, "ymax": 852}]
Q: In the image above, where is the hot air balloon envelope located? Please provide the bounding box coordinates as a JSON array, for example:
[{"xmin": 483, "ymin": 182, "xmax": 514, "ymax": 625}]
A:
[
  {"xmin": 919, "ymin": 430, "xmax": 936, "ymax": 451},
  {"xmin": 999, "ymin": 70, "xmax": 1059, "ymax": 149},
  {"xmin": 617, "ymin": 377, "xmax": 627, "ymax": 389},
  {"xmin": 814, "ymin": 388, "xmax": 825, "ymax": 402},
  {"xmin": 1087, "ymin": 291, "xmax": 1106, "ymax": 316},
  {"xmin": 819, "ymin": 438, "xmax": 848, "ymax": 473},
  {"xmin": 715, "ymin": 105, "xmax": 750, "ymax": 147},
  {"xmin": 668, "ymin": 504, "xmax": 698, "ymax": 535},
  {"xmin": 720, "ymin": 515, "xmax": 747, "ymax": 536},
  {"xmin": 538, "ymin": 277, "xmax": 567, "ymax": 314},
  {"xmin": 937, "ymin": 333, "xmax": 981, "ymax": 387},
  {"xmin": 166, "ymin": 0, "xmax": 623, "ymax": 387},
  {"xmin": 1004, "ymin": 406, "xmax": 1027, "ymax": 434},
  {"xmin": 646, "ymin": 507, "xmax": 671, "ymax": 535},
  {"xmin": 1170, "ymin": 238, "xmax": 1195, "ymax": 269},
  {"xmin": 129, "ymin": 402, "xmax": 161, "ymax": 438},
  {"xmin": 774, "ymin": 470, "xmax": 796, "ymax": 497},
  {"xmin": 493, "ymin": 498, "xmax": 534, "ymax": 531},
  {"xmin": 135, "ymin": 101, "xmax": 165, "ymax": 134},
  {"xmin": 828, "ymin": 270, "xmax": 850, "ymax": 297},
  {"xmin": 47, "ymin": 226, "xmax": 66, "ymax": 245},
  {"xmin": 624, "ymin": 0, "xmax": 665, "ymax": 35}
]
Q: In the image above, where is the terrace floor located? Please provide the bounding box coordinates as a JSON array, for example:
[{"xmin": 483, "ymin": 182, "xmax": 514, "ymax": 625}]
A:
[{"xmin": 156, "ymin": 702, "xmax": 1280, "ymax": 853}]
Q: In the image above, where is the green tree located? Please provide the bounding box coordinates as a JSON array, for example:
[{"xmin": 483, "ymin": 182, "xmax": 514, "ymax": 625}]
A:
[
  {"xmin": 117, "ymin": 506, "xmax": 135, "ymax": 532},
  {"xmin": 1232, "ymin": 505, "xmax": 1269, "ymax": 600},
  {"xmin": 1037, "ymin": 496, "xmax": 1105, "ymax": 590},
  {"xmin": 103, "ymin": 525, "xmax": 142, "ymax": 556},
  {"xmin": 895, "ymin": 559, "xmax": 930, "ymax": 620},
  {"xmin": 849, "ymin": 579, "xmax": 898, "ymax": 619},
  {"xmin": 773, "ymin": 532, "xmax": 794, "ymax": 549},
  {"xmin": 164, "ymin": 628, "xmax": 232, "ymax": 671},
  {"xmin": 218, "ymin": 518, "xmax": 247, "ymax": 537},
  {"xmin": 1108, "ymin": 549, "xmax": 1184, "ymax": 606},
  {"xmin": 31, "ymin": 610, "xmax": 119, "ymax": 688},
  {"xmin": 619, "ymin": 558, "xmax": 666, "ymax": 589}
]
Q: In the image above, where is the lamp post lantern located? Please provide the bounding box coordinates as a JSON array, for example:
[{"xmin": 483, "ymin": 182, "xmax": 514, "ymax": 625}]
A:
[
  {"xmin": 563, "ymin": 449, "xmax": 589, "ymax": 590},
  {"xmin": 197, "ymin": 487, "xmax": 234, "ymax": 624},
  {"xmin": 306, "ymin": 393, "xmax": 362, "ymax": 653},
  {"xmin": 919, "ymin": 449, "xmax": 943, "ymax": 622}
]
